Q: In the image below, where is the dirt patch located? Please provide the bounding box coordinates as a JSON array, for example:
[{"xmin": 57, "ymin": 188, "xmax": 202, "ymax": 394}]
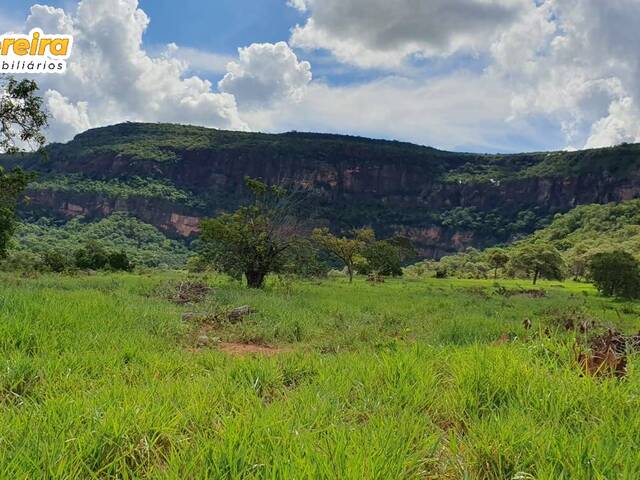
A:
[{"xmin": 218, "ymin": 342, "xmax": 291, "ymax": 357}]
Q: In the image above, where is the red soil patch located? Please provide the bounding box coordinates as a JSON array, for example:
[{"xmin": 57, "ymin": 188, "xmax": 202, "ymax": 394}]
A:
[{"xmin": 218, "ymin": 342, "xmax": 290, "ymax": 357}]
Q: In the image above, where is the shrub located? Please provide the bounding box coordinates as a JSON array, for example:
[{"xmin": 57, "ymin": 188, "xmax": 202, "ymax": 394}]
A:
[
  {"xmin": 589, "ymin": 251, "xmax": 640, "ymax": 299},
  {"xmin": 107, "ymin": 251, "xmax": 133, "ymax": 271},
  {"xmin": 42, "ymin": 250, "xmax": 72, "ymax": 273}
]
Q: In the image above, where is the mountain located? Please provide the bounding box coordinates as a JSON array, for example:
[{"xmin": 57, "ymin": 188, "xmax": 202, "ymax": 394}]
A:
[{"xmin": 2, "ymin": 122, "xmax": 640, "ymax": 257}]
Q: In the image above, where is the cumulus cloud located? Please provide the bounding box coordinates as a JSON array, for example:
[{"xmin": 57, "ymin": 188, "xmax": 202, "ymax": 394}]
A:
[
  {"xmin": 285, "ymin": 0, "xmax": 640, "ymax": 149},
  {"xmin": 22, "ymin": 0, "xmax": 246, "ymax": 143},
  {"xmin": 218, "ymin": 42, "xmax": 312, "ymax": 109},
  {"xmin": 483, "ymin": 0, "xmax": 640, "ymax": 148},
  {"xmin": 289, "ymin": 0, "xmax": 530, "ymax": 68},
  {"xmin": 16, "ymin": 0, "xmax": 640, "ymax": 152}
]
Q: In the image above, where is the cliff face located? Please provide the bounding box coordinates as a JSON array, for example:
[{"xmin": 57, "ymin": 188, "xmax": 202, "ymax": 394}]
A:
[{"xmin": 4, "ymin": 123, "xmax": 640, "ymax": 257}]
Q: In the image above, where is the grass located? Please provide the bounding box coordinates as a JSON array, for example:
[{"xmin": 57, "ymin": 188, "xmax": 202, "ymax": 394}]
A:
[{"xmin": 1, "ymin": 272, "xmax": 639, "ymax": 478}]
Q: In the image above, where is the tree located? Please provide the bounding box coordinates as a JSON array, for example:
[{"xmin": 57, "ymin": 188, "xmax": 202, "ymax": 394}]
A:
[
  {"xmin": 74, "ymin": 241, "xmax": 109, "ymax": 270},
  {"xmin": 361, "ymin": 237, "xmax": 414, "ymax": 277},
  {"xmin": 589, "ymin": 251, "xmax": 640, "ymax": 299},
  {"xmin": 42, "ymin": 249, "xmax": 71, "ymax": 273},
  {"xmin": 1, "ymin": 76, "xmax": 48, "ymax": 154},
  {"xmin": 313, "ymin": 228, "xmax": 373, "ymax": 283},
  {"xmin": 0, "ymin": 76, "xmax": 47, "ymax": 259},
  {"xmin": 200, "ymin": 178, "xmax": 305, "ymax": 288},
  {"xmin": 0, "ymin": 169, "xmax": 31, "ymax": 258},
  {"xmin": 486, "ymin": 248, "xmax": 510, "ymax": 279},
  {"xmin": 509, "ymin": 242, "xmax": 565, "ymax": 284},
  {"xmin": 108, "ymin": 250, "xmax": 133, "ymax": 271}
]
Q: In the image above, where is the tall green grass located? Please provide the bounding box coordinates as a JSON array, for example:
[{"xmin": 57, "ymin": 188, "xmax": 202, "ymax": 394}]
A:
[{"xmin": 0, "ymin": 272, "xmax": 638, "ymax": 478}]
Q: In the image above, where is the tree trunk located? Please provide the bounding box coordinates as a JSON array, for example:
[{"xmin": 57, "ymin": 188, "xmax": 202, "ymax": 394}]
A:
[
  {"xmin": 347, "ymin": 265, "xmax": 354, "ymax": 283},
  {"xmin": 246, "ymin": 270, "xmax": 266, "ymax": 289},
  {"xmin": 494, "ymin": 267, "xmax": 498, "ymax": 279},
  {"xmin": 533, "ymin": 269, "xmax": 539, "ymax": 285}
]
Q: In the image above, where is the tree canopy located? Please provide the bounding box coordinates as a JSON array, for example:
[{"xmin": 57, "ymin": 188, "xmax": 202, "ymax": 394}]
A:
[
  {"xmin": 200, "ymin": 178, "xmax": 306, "ymax": 288},
  {"xmin": 509, "ymin": 242, "xmax": 565, "ymax": 284},
  {"xmin": 589, "ymin": 251, "xmax": 640, "ymax": 299},
  {"xmin": 0, "ymin": 76, "xmax": 47, "ymax": 258}
]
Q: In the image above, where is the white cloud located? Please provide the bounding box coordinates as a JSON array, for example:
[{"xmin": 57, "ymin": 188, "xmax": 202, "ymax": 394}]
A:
[
  {"xmin": 15, "ymin": 0, "xmax": 640, "ymax": 152},
  {"xmin": 287, "ymin": 0, "xmax": 307, "ymax": 13},
  {"xmin": 22, "ymin": 0, "xmax": 246, "ymax": 143},
  {"xmin": 218, "ymin": 42, "xmax": 312, "ymax": 109},
  {"xmin": 289, "ymin": 0, "xmax": 531, "ymax": 69},
  {"xmin": 285, "ymin": 0, "xmax": 640, "ymax": 149},
  {"xmin": 242, "ymin": 73, "xmax": 524, "ymax": 152},
  {"xmin": 490, "ymin": 0, "xmax": 640, "ymax": 148},
  {"xmin": 163, "ymin": 43, "xmax": 233, "ymax": 75}
]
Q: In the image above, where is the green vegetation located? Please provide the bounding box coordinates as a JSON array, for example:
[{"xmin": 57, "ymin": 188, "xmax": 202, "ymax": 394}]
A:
[
  {"xmin": 3, "ymin": 213, "xmax": 190, "ymax": 270},
  {"xmin": 30, "ymin": 174, "xmax": 204, "ymax": 208},
  {"xmin": 509, "ymin": 242, "xmax": 565, "ymax": 285},
  {"xmin": 313, "ymin": 227, "xmax": 375, "ymax": 283},
  {"xmin": 3, "ymin": 122, "xmax": 640, "ymax": 253},
  {"xmin": 0, "ymin": 75, "xmax": 48, "ymax": 259},
  {"xmin": 413, "ymin": 200, "xmax": 640, "ymax": 285},
  {"xmin": 443, "ymin": 143, "xmax": 640, "ymax": 183},
  {"xmin": 1, "ymin": 272, "xmax": 639, "ymax": 478},
  {"xmin": 0, "ymin": 76, "xmax": 47, "ymax": 154},
  {"xmin": 200, "ymin": 179, "xmax": 309, "ymax": 288},
  {"xmin": 0, "ymin": 168, "xmax": 31, "ymax": 258},
  {"xmin": 590, "ymin": 251, "xmax": 640, "ymax": 299}
]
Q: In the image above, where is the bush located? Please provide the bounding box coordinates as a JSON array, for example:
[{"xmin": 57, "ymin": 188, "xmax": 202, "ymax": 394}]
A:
[
  {"xmin": 74, "ymin": 242, "xmax": 109, "ymax": 270},
  {"xmin": 589, "ymin": 251, "xmax": 640, "ymax": 299},
  {"xmin": 107, "ymin": 251, "xmax": 133, "ymax": 271},
  {"xmin": 42, "ymin": 250, "xmax": 72, "ymax": 273},
  {"xmin": 74, "ymin": 242, "xmax": 133, "ymax": 272}
]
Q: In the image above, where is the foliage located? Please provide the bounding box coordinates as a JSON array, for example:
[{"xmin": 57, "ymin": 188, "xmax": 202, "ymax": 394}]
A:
[
  {"xmin": 509, "ymin": 242, "xmax": 565, "ymax": 284},
  {"xmin": 30, "ymin": 175, "xmax": 204, "ymax": 208},
  {"xmin": 0, "ymin": 76, "xmax": 46, "ymax": 258},
  {"xmin": 589, "ymin": 251, "xmax": 640, "ymax": 299},
  {"xmin": 74, "ymin": 241, "xmax": 110, "ymax": 270},
  {"xmin": 0, "ymin": 76, "xmax": 47, "ymax": 154},
  {"xmin": 359, "ymin": 236, "xmax": 415, "ymax": 277},
  {"xmin": 0, "ymin": 168, "xmax": 33, "ymax": 259},
  {"xmin": 6, "ymin": 212, "xmax": 190, "ymax": 269},
  {"xmin": 486, "ymin": 248, "xmax": 510, "ymax": 278},
  {"xmin": 406, "ymin": 248, "xmax": 492, "ymax": 280},
  {"xmin": 313, "ymin": 228, "xmax": 374, "ymax": 283},
  {"xmin": 200, "ymin": 178, "xmax": 306, "ymax": 288},
  {"xmin": 0, "ymin": 273, "xmax": 639, "ymax": 478}
]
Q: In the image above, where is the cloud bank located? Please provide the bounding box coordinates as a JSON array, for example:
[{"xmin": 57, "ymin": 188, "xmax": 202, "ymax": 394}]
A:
[
  {"xmin": 12, "ymin": 0, "xmax": 640, "ymax": 152},
  {"xmin": 23, "ymin": 0, "xmax": 249, "ymax": 142}
]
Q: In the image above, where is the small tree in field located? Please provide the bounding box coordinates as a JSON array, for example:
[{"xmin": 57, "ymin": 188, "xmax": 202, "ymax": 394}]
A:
[
  {"xmin": 486, "ymin": 248, "xmax": 510, "ymax": 279},
  {"xmin": 509, "ymin": 242, "xmax": 564, "ymax": 284},
  {"xmin": 313, "ymin": 227, "xmax": 374, "ymax": 282},
  {"xmin": 589, "ymin": 251, "xmax": 640, "ymax": 299},
  {"xmin": 200, "ymin": 178, "xmax": 305, "ymax": 288},
  {"xmin": 0, "ymin": 76, "xmax": 47, "ymax": 260},
  {"xmin": 361, "ymin": 236, "xmax": 415, "ymax": 277}
]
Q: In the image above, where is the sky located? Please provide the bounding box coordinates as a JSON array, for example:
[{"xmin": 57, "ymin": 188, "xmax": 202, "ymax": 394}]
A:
[{"xmin": 1, "ymin": 0, "xmax": 640, "ymax": 153}]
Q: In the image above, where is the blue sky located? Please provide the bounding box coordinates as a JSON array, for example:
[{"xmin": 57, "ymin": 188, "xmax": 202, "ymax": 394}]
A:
[{"xmin": 1, "ymin": 0, "xmax": 638, "ymax": 153}]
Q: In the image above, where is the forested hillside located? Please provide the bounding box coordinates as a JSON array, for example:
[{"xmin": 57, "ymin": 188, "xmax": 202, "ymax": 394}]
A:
[{"xmin": 2, "ymin": 122, "xmax": 640, "ymax": 258}]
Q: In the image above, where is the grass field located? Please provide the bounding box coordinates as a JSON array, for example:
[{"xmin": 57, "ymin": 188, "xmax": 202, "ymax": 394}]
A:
[{"xmin": 1, "ymin": 272, "xmax": 639, "ymax": 479}]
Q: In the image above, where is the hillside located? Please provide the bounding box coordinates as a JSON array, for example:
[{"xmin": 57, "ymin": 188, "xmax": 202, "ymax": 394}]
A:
[
  {"xmin": 516, "ymin": 199, "xmax": 640, "ymax": 270},
  {"xmin": 2, "ymin": 122, "xmax": 640, "ymax": 257}
]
